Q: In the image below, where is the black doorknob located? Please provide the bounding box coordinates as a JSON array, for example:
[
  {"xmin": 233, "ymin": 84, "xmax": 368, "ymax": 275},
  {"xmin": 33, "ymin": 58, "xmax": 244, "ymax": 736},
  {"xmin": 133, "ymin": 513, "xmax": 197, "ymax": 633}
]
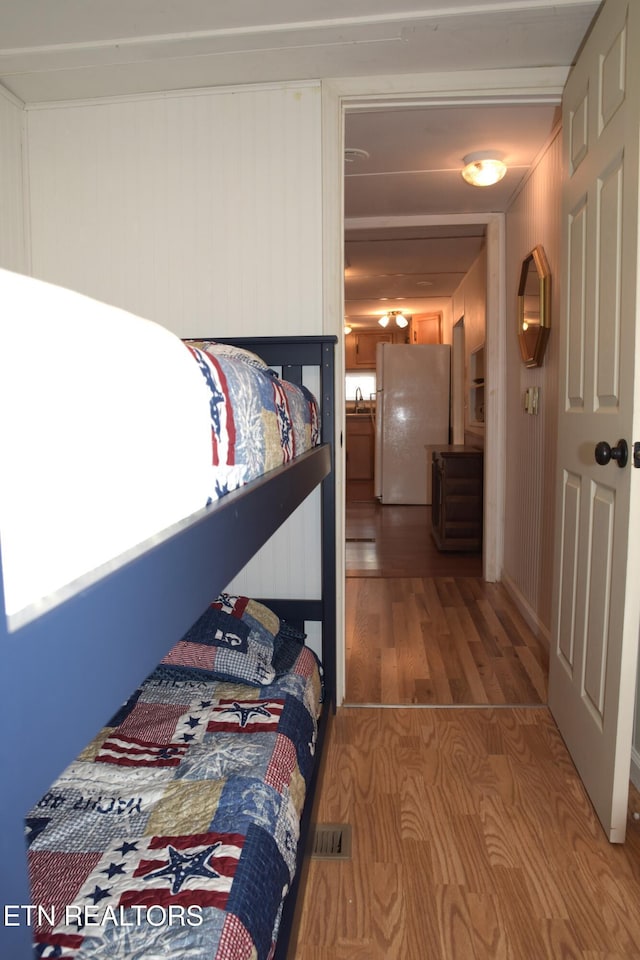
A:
[{"xmin": 594, "ymin": 439, "xmax": 628, "ymax": 468}]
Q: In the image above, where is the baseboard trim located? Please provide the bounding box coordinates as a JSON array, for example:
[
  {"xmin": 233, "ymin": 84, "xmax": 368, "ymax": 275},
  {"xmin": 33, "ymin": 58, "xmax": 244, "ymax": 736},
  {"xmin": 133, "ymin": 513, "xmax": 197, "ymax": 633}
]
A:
[{"xmin": 500, "ymin": 571, "xmax": 551, "ymax": 651}]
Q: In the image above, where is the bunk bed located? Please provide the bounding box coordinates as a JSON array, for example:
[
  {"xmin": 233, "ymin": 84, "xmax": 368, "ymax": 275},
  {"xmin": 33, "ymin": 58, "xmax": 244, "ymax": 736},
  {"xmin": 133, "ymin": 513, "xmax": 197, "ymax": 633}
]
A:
[{"xmin": 0, "ymin": 274, "xmax": 336, "ymax": 959}]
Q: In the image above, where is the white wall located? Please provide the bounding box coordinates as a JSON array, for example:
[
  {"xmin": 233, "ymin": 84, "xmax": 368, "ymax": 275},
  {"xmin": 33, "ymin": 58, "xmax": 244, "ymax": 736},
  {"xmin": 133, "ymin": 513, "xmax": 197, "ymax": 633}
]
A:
[
  {"xmin": 22, "ymin": 81, "xmax": 327, "ymax": 621},
  {"xmin": 26, "ymin": 82, "xmax": 323, "ymax": 338},
  {"xmin": 502, "ymin": 128, "xmax": 561, "ymax": 640},
  {"xmin": 0, "ymin": 86, "xmax": 27, "ymax": 274}
]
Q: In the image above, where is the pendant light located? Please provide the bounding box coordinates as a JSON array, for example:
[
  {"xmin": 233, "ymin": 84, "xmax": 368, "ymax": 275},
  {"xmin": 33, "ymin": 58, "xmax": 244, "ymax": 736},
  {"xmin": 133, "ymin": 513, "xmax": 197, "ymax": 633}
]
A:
[{"xmin": 379, "ymin": 310, "xmax": 409, "ymax": 329}]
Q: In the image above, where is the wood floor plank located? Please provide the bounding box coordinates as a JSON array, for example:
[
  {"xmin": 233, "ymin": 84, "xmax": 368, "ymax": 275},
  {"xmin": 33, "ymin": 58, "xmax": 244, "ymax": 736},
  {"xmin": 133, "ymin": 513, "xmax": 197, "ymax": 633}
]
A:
[
  {"xmin": 466, "ymin": 892, "xmax": 511, "ymax": 960},
  {"xmin": 293, "ymin": 708, "xmax": 640, "ymax": 960},
  {"xmin": 446, "ymin": 606, "xmax": 491, "ymax": 704},
  {"xmin": 435, "ymin": 884, "xmax": 480, "ymax": 960}
]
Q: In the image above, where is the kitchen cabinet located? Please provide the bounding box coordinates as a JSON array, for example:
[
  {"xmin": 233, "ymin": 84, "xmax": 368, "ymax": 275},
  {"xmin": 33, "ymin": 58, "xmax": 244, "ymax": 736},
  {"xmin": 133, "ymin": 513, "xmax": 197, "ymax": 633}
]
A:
[
  {"xmin": 345, "ymin": 331, "xmax": 393, "ymax": 369},
  {"xmin": 431, "ymin": 447, "xmax": 483, "ymax": 552},
  {"xmin": 411, "ymin": 312, "xmax": 442, "ymax": 344},
  {"xmin": 346, "ymin": 414, "xmax": 375, "ymax": 500}
]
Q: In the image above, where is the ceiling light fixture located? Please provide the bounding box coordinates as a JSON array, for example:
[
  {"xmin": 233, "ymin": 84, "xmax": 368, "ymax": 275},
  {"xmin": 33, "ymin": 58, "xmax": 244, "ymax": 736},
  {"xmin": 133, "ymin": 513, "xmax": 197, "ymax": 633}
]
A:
[
  {"xmin": 379, "ymin": 310, "xmax": 409, "ymax": 329},
  {"xmin": 461, "ymin": 151, "xmax": 507, "ymax": 187},
  {"xmin": 344, "ymin": 324, "xmax": 352, "ymax": 335},
  {"xmin": 344, "ymin": 147, "xmax": 370, "ymax": 164}
]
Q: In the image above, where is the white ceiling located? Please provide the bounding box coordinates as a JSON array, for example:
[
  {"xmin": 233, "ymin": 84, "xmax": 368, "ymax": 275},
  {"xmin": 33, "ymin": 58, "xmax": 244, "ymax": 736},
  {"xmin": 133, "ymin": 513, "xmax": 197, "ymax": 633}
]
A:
[
  {"xmin": 344, "ymin": 100, "xmax": 562, "ymax": 326},
  {"xmin": 0, "ymin": 1, "xmax": 600, "ymax": 104},
  {"xmin": 0, "ymin": 0, "xmax": 600, "ymax": 329}
]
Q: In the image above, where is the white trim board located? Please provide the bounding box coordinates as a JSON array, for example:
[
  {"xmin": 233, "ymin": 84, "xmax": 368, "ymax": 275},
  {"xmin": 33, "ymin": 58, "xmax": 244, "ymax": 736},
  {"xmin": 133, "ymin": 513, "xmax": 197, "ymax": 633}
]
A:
[{"xmin": 322, "ymin": 67, "xmax": 566, "ymax": 706}]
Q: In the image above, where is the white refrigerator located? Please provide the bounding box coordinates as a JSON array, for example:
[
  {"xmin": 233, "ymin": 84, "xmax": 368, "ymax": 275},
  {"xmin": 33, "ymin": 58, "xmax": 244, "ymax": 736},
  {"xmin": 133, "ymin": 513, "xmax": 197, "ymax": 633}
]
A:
[{"xmin": 374, "ymin": 343, "xmax": 451, "ymax": 504}]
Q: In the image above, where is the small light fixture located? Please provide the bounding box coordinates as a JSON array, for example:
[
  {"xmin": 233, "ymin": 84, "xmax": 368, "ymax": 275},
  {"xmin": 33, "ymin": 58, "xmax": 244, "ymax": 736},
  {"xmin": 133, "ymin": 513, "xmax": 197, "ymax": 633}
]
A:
[
  {"xmin": 461, "ymin": 151, "xmax": 507, "ymax": 187},
  {"xmin": 344, "ymin": 324, "xmax": 352, "ymax": 335},
  {"xmin": 379, "ymin": 310, "xmax": 409, "ymax": 329}
]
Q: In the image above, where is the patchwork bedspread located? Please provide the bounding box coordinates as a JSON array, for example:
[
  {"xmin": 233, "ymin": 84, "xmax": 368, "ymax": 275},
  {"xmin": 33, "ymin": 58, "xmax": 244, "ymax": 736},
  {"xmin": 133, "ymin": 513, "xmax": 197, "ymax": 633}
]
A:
[
  {"xmin": 27, "ymin": 638, "xmax": 322, "ymax": 960},
  {"xmin": 186, "ymin": 341, "xmax": 320, "ymax": 501}
]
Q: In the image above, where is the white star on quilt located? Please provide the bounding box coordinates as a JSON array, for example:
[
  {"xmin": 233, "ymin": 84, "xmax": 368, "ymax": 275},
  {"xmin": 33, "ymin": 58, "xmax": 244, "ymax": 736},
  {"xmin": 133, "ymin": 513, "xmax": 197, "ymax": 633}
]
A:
[
  {"xmin": 143, "ymin": 843, "xmax": 222, "ymax": 893},
  {"xmin": 224, "ymin": 701, "xmax": 273, "ymax": 727}
]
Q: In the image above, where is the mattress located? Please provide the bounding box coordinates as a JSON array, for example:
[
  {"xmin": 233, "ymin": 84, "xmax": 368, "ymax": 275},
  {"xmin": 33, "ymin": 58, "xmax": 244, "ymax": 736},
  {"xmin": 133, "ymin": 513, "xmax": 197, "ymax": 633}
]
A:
[
  {"xmin": 27, "ymin": 600, "xmax": 323, "ymax": 960},
  {"xmin": 0, "ymin": 270, "xmax": 318, "ymax": 622}
]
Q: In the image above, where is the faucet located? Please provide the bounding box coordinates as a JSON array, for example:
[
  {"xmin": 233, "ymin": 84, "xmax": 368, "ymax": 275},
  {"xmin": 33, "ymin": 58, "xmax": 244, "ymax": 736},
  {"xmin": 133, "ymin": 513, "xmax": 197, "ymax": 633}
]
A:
[{"xmin": 354, "ymin": 387, "xmax": 364, "ymax": 412}]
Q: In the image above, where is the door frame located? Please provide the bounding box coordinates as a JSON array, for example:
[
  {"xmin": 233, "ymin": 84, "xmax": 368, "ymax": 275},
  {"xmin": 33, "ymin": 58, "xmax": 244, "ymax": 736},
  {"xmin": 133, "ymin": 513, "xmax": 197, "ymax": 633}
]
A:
[
  {"xmin": 345, "ymin": 208, "xmax": 505, "ymax": 584},
  {"xmin": 452, "ymin": 317, "xmax": 465, "ymax": 445},
  {"xmin": 321, "ymin": 67, "xmax": 569, "ymax": 704}
]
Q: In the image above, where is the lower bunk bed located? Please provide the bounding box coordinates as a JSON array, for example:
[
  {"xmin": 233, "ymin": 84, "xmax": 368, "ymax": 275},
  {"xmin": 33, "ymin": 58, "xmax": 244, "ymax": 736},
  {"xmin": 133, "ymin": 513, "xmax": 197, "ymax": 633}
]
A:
[
  {"xmin": 28, "ymin": 594, "xmax": 327, "ymax": 960},
  {"xmin": 0, "ymin": 269, "xmax": 336, "ymax": 960}
]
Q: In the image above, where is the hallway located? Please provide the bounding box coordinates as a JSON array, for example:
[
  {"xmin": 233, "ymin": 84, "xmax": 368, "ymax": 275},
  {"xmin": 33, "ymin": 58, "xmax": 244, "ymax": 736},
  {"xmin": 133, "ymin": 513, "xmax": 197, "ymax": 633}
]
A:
[
  {"xmin": 346, "ymin": 501, "xmax": 482, "ymax": 578},
  {"xmin": 345, "ymin": 502, "xmax": 548, "ymax": 706}
]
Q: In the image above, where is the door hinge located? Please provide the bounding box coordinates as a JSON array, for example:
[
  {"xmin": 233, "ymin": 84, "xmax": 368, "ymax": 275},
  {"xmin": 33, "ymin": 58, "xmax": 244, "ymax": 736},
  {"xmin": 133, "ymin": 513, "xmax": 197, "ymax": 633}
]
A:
[{"xmin": 634, "ymin": 441, "xmax": 640, "ymax": 468}]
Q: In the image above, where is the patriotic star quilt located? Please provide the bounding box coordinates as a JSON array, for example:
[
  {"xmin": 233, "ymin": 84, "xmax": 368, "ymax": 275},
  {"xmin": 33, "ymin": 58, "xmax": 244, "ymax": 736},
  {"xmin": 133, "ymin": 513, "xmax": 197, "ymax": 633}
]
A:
[
  {"xmin": 27, "ymin": 637, "xmax": 322, "ymax": 960},
  {"xmin": 185, "ymin": 341, "xmax": 320, "ymax": 500}
]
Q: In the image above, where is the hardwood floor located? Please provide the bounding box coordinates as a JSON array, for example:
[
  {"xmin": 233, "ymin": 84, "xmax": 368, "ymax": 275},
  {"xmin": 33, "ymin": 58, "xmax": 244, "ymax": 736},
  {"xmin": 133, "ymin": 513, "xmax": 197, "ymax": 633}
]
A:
[
  {"xmin": 345, "ymin": 501, "xmax": 548, "ymax": 706},
  {"xmin": 346, "ymin": 500, "xmax": 482, "ymax": 578},
  {"xmin": 298, "ymin": 506, "xmax": 640, "ymax": 959},
  {"xmin": 293, "ymin": 707, "xmax": 640, "ymax": 960},
  {"xmin": 346, "ymin": 577, "xmax": 548, "ymax": 705}
]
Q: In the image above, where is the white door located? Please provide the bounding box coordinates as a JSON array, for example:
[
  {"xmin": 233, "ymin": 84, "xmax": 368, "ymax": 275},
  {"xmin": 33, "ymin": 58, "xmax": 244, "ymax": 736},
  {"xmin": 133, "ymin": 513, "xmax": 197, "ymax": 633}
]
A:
[{"xmin": 549, "ymin": 0, "xmax": 640, "ymax": 842}]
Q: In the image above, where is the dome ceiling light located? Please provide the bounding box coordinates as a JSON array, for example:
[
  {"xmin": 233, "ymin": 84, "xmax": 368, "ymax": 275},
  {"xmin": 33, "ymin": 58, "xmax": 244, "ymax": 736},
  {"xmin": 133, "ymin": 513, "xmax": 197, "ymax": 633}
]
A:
[
  {"xmin": 461, "ymin": 151, "xmax": 507, "ymax": 187},
  {"xmin": 344, "ymin": 147, "xmax": 370, "ymax": 164}
]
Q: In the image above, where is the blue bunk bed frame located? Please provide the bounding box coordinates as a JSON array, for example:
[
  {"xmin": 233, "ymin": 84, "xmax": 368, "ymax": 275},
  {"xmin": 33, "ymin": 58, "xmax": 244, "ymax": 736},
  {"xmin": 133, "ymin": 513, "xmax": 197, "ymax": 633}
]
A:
[{"xmin": 0, "ymin": 334, "xmax": 336, "ymax": 958}]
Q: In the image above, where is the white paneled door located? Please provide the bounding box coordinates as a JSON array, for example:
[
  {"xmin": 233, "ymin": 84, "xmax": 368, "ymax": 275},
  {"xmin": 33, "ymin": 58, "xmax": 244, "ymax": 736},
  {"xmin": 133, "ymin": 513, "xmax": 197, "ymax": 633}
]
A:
[{"xmin": 550, "ymin": 0, "xmax": 640, "ymax": 841}]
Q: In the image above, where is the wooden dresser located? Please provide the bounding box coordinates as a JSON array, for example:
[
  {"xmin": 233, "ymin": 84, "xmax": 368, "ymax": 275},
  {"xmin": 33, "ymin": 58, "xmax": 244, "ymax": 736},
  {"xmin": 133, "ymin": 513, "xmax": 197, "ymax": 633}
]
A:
[{"xmin": 431, "ymin": 446, "xmax": 483, "ymax": 552}]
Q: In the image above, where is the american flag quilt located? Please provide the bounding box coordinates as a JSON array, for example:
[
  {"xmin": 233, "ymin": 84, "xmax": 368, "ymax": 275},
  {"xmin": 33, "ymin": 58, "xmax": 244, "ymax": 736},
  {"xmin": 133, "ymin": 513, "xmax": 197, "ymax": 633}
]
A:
[
  {"xmin": 27, "ymin": 637, "xmax": 322, "ymax": 960},
  {"xmin": 185, "ymin": 341, "xmax": 320, "ymax": 501}
]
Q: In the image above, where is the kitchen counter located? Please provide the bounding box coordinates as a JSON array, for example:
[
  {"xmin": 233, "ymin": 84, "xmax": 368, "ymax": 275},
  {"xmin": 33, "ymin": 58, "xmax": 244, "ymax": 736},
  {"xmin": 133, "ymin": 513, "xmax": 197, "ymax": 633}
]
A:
[{"xmin": 346, "ymin": 412, "xmax": 375, "ymax": 500}]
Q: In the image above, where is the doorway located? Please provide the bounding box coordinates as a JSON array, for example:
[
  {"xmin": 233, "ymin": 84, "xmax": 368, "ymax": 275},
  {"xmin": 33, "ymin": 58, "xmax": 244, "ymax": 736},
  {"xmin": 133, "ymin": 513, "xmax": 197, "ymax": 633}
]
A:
[{"xmin": 340, "ymin": 98, "xmax": 554, "ymax": 707}]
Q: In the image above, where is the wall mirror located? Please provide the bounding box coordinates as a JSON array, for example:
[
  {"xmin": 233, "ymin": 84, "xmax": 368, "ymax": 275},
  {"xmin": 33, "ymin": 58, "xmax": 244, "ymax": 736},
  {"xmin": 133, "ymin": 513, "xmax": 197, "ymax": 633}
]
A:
[{"xmin": 517, "ymin": 244, "xmax": 551, "ymax": 367}]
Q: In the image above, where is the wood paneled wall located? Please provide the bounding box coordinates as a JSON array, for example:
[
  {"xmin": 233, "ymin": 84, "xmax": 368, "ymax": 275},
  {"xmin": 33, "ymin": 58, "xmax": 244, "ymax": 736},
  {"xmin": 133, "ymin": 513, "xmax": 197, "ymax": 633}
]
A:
[
  {"xmin": 0, "ymin": 86, "xmax": 26, "ymax": 274},
  {"xmin": 25, "ymin": 82, "xmax": 323, "ymax": 338},
  {"xmin": 502, "ymin": 128, "xmax": 561, "ymax": 639}
]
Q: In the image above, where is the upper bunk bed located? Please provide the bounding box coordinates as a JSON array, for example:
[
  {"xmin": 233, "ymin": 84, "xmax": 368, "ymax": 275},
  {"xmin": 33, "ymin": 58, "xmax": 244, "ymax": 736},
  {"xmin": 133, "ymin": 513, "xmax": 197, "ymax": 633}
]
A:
[{"xmin": 0, "ymin": 269, "xmax": 336, "ymax": 958}]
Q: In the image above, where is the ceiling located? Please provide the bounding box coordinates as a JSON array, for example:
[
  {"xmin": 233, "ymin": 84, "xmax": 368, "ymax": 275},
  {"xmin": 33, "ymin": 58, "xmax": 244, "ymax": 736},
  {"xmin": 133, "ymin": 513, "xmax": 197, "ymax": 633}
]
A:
[
  {"xmin": 0, "ymin": 1, "xmax": 600, "ymax": 104},
  {"xmin": 344, "ymin": 100, "xmax": 563, "ymax": 328},
  {"xmin": 0, "ymin": 1, "xmax": 600, "ymax": 329}
]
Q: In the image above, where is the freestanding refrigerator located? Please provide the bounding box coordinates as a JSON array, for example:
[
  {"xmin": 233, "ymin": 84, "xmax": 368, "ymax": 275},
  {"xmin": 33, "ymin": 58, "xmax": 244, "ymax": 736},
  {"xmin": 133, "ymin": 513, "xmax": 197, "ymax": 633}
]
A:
[{"xmin": 374, "ymin": 343, "xmax": 451, "ymax": 504}]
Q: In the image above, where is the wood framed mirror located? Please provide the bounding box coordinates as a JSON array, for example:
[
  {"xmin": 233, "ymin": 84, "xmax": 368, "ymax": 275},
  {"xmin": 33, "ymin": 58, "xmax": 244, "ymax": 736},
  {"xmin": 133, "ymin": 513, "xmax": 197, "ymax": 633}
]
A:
[{"xmin": 517, "ymin": 244, "xmax": 551, "ymax": 367}]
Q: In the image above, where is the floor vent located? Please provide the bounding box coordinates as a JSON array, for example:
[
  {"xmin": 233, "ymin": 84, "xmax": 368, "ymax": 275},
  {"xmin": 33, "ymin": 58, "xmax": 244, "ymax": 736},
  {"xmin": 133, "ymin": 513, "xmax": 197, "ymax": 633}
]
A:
[{"xmin": 311, "ymin": 823, "xmax": 352, "ymax": 860}]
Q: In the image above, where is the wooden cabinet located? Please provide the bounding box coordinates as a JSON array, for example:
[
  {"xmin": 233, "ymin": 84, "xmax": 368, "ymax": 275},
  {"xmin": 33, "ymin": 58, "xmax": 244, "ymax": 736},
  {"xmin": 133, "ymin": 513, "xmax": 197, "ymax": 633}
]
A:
[
  {"xmin": 411, "ymin": 312, "xmax": 443, "ymax": 344},
  {"xmin": 431, "ymin": 447, "xmax": 483, "ymax": 552},
  {"xmin": 345, "ymin": 331, "xmax": 393, "ymax": 369},
  {"xmin": 346, "ymin": 414, "xmax": 375, "ymax": 500}
]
